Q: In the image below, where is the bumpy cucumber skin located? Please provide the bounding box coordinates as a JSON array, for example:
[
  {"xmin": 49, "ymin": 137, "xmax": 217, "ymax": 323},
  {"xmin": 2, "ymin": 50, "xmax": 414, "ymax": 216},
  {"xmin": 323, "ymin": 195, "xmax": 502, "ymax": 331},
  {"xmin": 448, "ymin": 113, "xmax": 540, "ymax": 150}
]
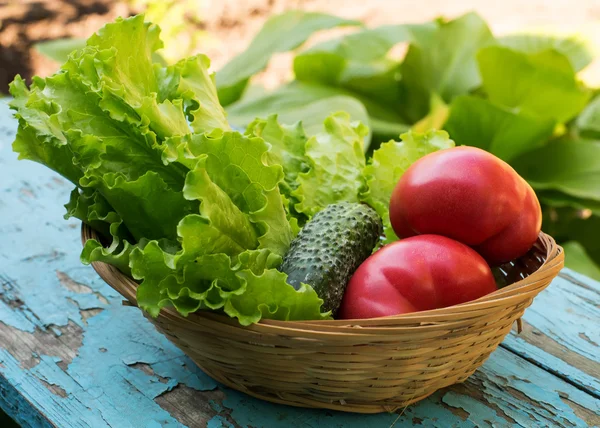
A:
[{"xmin": 280, "ymin": 202, "xmax": 383, "ymax": 315}]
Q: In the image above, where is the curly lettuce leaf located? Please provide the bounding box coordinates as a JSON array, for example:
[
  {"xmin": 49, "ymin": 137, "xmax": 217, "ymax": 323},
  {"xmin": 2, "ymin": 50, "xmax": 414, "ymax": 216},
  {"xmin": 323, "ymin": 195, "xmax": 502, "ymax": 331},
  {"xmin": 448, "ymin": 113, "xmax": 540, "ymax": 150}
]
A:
[
  {"xmin": 361, "ymin": 130, "xmax": 454, "ymax": 242},
  {"xmin": 69, "ymin": 15, "xmax": 191, "ymax": 139},
  {"xmin": 10, "ymin": 13, "xmax": 327, "ymax": 325},
  {"xmin": 171, "ymin": 54, "xmax": 230, "ymax": 133},
  {"xmin": 64, "ymin": 187, "xmax": 137, "ymax": 276},
  {"xmin": 132, "ymin": 240, "xmax": 328, "ymax": 324},
  {"xmin": 11, "ymin": 70, "xmax": 184, "ymax": 189},
  {"xmin": 246, "ymin": 114, "xmax": 307, "ymax": 193},
  {"xmin": 181, "ymin": 159, "xmax": 259, "ymax": 256},
  {"xmin": 293, "ymin": 112, "xmax": 368, "ymax": 217},
  {"xmin": 169, "ymin": 130, "xmax": 294, "ymax": 257},
  {"xmin": 82, "ymin": 171, "xmax": 196, "ymax": 241},
  {"xmin": 228, "ymin": 269, "xmax": 328, "ymax": 325},
  {"xmin": 245, "ymin": 115, "xmax": 309, "ymax": 230}
]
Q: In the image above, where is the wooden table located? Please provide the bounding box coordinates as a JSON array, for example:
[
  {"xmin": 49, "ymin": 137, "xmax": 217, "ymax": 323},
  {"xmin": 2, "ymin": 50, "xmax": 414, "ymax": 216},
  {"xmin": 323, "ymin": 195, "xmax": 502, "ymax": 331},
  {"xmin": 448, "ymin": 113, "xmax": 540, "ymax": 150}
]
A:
[{"xmin": 0, "ymin": 101, "xmax": 598, "ymax": 428}]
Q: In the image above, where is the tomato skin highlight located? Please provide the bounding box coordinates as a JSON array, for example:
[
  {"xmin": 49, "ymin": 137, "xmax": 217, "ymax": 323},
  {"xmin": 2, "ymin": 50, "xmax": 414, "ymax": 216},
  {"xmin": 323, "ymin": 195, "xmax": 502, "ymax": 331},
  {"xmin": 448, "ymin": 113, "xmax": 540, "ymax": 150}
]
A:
[
  {"xmin": 389, "ymin": 146, "xmax": 541, "ymax": 264},
  {"xmin": 338, "ymin": 235, "xmax": 497, "ymax": 319}
]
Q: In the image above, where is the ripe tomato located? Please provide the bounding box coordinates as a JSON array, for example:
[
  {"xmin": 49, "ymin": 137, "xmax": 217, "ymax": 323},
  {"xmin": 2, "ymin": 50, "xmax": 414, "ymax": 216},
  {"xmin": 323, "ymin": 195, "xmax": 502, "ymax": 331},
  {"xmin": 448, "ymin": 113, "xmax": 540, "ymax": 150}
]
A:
[
  {"xmin": 338, "ymin": 235, "xmax": 496, "ymax": 319},
  {"xmin": 389, "ymin": 146, "xmax": 541, "ymax": 264}
]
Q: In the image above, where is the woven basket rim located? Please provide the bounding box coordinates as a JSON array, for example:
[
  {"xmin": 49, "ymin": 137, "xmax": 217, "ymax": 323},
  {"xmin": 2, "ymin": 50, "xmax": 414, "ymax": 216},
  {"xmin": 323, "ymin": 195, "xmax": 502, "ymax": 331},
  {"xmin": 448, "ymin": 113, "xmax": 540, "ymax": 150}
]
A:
[{"xmin": 81, "ymin": 223, "xmax": 564, "ymax": 331}]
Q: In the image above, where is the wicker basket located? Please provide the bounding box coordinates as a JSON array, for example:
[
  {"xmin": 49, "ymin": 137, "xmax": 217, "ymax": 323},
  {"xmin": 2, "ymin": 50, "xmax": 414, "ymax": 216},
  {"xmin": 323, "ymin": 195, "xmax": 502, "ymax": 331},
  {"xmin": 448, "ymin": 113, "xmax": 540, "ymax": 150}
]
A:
[{"xmin": 82, "ymin": 224, "xmax": 563, "ymax": 414}]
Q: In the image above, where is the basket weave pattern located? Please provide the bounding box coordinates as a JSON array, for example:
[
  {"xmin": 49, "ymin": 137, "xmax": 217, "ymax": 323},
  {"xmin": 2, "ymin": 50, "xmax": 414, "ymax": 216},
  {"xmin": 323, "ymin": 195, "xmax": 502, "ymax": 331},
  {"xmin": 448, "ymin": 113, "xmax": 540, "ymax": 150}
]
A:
[{"xmin": 82, "ymin": 225, "xmax": 563, "ymax": 413}]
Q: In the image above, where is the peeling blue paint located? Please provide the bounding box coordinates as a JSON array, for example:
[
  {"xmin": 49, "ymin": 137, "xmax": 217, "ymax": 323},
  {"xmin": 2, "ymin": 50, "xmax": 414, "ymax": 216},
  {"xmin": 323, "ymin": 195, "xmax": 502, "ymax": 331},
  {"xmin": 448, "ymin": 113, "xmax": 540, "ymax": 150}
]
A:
[
  {"xmin": 442, "ymin": 393, "xmax": 500, "ymax": 427},
  {"xmin": 43, "ymin": 304, "xmax": 216, "ymax": 427},
  {"xmin": 207, "ymin": 415, "xmax": 235, "ymax": 428},
  {"xmin": 1, "ymin": 99, "xmax": 599, "ymax": 428},
  {"xmin": 503, "ymin": 272, "xmax": 600, "ymax": 397},
  {"xmin": 0, "ymin": 300, "xmax": 36, "ymax": 333}
]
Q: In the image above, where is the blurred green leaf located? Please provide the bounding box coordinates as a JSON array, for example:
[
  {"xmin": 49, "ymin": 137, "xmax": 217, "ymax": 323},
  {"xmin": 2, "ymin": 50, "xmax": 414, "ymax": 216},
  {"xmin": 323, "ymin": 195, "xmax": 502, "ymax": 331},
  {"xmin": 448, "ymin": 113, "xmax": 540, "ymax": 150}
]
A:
[
  {"xmin": 575, "ymin": 95, "xmax": 600, "ymax": 137},
  {"xmin": 412, "ymin": 93, "xmax": 450, "ymax": 133},
  {"xmin": 444, "ymin": 95, "xmax": 555, "ymax": 162},
  {"xmin": 34, "ymin": 38, "xmax": 86, "ymax": 63},
  {"xmin": 543, "ymin": 206, "xmax": 600, "ymax": 277},
  {"xmin": 226, "ymin": 82, "xmax": 372, "ymax": 146},
  {"xmin": 478, "ymin": 46, "xmax": 591, "ymax": 122},
  {"xmin": 562, "ymin": 241, "xmax": 600, "ymax": 281},
  {"xmin": 512, "ymin": 139, "xmax": 600, "ymax": 201},
  {"xmin": 538, "ymin": 190, "xmax": 600, "ymax": 216},
  {"xmin": 499, "ymin": 32, "xmax": 594, "ymax": 72},
  {"xmin": 216, "ymin": 11, "xmax": 359, "ymax": 106},
  {"xmin": 398, "ymin": 12, "xmax": 495, "ymax": 122},
  {"xmin": 294, "ymin": 23, "xmax": 435, "ymax": 107}
]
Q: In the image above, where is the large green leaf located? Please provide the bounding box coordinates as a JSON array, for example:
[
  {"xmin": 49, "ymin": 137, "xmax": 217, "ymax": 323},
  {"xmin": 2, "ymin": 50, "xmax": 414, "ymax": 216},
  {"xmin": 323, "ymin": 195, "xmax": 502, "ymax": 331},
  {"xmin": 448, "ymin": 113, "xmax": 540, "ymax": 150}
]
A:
[
  {"xmin": 512, "ymin": 139, "xmax": 600, "ymax": 201},
  {"xmin": 444, "ymin": 95, "xmax": 555, "ymax": 162},
  {"xmin": 294, "ymin": 23, "xmax": 435, "ymax": 106},
  {"xmin": 361, "ymin": 130, "xmax": 454, "ymax": 243},
  {"xmin": 478, "ymin": 46, "xmax": 591, "ymax": 123},
  {"xmin": 398, "ymin": 12, "xmax": 495, "ymax": 122},
  {"xmin": 499, "ymin": 32, "xmax": 594, "ymax": 72},
  {"xmin": 226, "ymin": 82, "xmax": 373, "ymax": 145},
  {"xmin": 216, "ymin": 11, "xmax": 359, "ymax": 106}
]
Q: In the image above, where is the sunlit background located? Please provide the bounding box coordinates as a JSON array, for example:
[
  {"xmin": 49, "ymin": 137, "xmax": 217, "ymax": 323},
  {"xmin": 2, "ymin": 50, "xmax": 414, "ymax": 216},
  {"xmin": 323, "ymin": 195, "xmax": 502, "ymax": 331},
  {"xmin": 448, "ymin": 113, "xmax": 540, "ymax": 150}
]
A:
[{"xmin": 3, "ymin": 0, "xmax": 600, "ymax": 93}]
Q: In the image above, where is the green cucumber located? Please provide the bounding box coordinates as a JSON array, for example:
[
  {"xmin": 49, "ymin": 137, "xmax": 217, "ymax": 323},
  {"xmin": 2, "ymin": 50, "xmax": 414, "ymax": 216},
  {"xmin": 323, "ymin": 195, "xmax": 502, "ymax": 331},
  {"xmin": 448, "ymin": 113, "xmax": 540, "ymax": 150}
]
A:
[{"xmin": 280, "ymin": 202, "xmax": 382, "ymax": 315}]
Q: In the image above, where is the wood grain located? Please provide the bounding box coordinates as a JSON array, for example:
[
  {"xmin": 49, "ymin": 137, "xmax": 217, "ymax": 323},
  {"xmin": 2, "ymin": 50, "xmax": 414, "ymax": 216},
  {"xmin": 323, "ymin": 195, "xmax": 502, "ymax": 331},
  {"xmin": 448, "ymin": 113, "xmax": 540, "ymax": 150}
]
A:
[{"xmin": 502, "ymin": 270, "xmax": 600, "ymax": 398}]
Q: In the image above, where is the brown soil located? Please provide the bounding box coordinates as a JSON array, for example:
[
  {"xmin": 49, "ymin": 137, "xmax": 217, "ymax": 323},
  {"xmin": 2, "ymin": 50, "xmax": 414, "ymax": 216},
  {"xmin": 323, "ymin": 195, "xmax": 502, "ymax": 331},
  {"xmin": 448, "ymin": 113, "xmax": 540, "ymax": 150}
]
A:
[
  {"xmin": 2, "ymin": 0, "xmax": 600, "ymax": 93},
  {"xmin": 0, "ymin": 0, "xmax": 130, "ymax": 93}
]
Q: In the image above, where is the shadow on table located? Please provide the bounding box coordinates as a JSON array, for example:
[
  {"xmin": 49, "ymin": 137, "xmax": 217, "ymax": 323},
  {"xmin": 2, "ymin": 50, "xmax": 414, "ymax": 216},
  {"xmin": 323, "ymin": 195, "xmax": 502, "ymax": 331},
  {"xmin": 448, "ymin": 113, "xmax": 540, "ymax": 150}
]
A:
[{"xmin": 0, "ymin": 410, "xmax": 19, "ymax": 428}]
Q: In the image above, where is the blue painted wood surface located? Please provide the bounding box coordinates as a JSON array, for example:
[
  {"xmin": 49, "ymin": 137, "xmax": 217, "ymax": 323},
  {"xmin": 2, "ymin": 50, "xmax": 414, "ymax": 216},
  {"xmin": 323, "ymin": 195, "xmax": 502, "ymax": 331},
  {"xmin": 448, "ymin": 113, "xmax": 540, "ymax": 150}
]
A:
[{"xmin": 0, "ymin": 100, "xmax": 599, "ymax": 427}]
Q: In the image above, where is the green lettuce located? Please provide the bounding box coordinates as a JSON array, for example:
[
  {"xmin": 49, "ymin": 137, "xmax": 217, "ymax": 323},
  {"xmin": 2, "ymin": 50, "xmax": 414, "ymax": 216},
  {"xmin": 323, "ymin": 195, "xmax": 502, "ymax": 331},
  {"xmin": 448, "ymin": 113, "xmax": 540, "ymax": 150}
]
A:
[
  {"xmin": 10, "ymin": 14, "xmax": 326, "ymax": 325},
  {"xmin": 293, "ymin": 112, "xmax": 368, "ymax": 217}
]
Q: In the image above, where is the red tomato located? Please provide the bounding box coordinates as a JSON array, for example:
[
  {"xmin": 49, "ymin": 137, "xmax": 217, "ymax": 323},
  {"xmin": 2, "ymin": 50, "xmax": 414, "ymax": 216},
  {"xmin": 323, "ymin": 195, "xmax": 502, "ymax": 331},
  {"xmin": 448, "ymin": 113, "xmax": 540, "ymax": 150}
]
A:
[
  {"xmin": 338, "ymin": 235, "xmax": 496, "ymax": 319},
  {"xmin": 389, "ymin": 146, "xmax": 541, "ymax": 265}
]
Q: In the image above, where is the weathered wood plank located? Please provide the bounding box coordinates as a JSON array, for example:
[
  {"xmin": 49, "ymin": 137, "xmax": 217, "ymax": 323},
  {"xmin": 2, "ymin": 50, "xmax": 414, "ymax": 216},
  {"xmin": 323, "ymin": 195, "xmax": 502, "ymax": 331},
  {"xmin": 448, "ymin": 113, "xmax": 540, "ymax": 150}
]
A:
[
  {"xmin": 502, "ymin": 269, "xmax": 600, "ymax": 398},
  {"xmin": 0, "ymin": 101, "xmax": 599, "ymax": 427}
]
